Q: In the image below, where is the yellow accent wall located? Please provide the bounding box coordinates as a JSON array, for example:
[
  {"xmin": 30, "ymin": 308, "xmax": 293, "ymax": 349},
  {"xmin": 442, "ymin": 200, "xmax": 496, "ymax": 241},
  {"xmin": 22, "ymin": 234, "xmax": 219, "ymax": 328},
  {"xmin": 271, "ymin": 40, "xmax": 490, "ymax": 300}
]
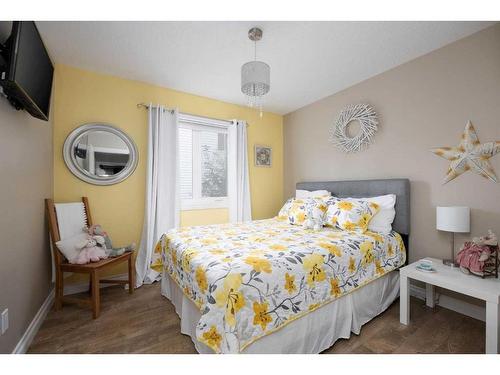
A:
[
  {"xmin": 180, "ymin": 209, "xmax": 229, "ymax": 227},
  {"xmin": 53, "ymin": 64, "xmax": 283, "ymax": 282}
]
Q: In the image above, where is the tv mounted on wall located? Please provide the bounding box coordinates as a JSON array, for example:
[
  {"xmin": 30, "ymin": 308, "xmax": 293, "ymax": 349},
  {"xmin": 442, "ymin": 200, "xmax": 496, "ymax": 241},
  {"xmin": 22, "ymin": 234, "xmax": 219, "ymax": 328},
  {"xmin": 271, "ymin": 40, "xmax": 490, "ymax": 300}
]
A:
[{"xmin": 0, "ymin": 21, "xmax": 54, "ymax": 121}]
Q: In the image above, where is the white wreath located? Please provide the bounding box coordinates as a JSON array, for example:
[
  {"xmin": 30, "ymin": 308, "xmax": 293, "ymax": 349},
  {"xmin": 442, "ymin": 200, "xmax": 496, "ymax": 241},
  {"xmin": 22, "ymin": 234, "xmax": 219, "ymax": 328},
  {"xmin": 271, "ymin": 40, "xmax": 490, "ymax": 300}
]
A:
[{"xmin": 331, "ymin": 104, "xmax": 378, "ymax": 153}]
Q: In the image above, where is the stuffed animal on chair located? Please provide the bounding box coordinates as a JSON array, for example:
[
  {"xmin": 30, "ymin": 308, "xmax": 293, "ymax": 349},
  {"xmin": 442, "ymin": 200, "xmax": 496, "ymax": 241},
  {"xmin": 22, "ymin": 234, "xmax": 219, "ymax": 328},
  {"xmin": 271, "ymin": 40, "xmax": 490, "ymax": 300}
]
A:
[
  {"xmin": 86, "ymin": 224, "xmax": 135, "ymax": 257},
  {"xmin": 73, "ymin": 235, "xmax": 108, "ymax": 264}
]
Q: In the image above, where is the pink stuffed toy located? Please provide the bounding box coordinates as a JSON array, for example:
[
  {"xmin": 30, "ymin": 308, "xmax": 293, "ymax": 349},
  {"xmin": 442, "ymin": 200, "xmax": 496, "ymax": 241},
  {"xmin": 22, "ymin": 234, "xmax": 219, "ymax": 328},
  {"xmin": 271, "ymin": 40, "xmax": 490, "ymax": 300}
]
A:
[
  {"xmin": 85, "ymin": 224, "xmax": 135, "ymax": 257},
  {"xmin": 456, "ymin": 230, "xmax": 497, "ymax": 276},
  {"xmin": 73, "ymin": 235, "xmax": 108, "ymax": 264}
]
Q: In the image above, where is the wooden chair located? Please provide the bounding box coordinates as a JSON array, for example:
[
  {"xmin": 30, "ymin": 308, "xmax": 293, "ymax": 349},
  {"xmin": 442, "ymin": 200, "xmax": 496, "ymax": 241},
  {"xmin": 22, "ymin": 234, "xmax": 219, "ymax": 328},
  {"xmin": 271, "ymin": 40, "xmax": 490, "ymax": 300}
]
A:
[{"xmin": 45, "ymin": 197, "xmax": 134, "ymax": 319}]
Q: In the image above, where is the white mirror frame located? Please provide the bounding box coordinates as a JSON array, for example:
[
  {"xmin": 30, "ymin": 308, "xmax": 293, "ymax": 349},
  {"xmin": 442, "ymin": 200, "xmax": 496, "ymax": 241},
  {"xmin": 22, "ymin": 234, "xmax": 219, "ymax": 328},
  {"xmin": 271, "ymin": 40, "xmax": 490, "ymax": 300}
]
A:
[{"xmin": 63, "ymin": 123, "xmax": 138, "ymax": 186}]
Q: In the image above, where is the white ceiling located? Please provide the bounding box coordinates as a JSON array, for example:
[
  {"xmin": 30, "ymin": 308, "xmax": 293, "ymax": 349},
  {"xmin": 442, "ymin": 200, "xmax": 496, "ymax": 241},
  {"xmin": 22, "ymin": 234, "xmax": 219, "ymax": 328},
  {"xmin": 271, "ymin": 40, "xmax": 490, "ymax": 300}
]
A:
[{"xmin": 34, "ymin": 21, "xmax": 494, "ymax": 114}]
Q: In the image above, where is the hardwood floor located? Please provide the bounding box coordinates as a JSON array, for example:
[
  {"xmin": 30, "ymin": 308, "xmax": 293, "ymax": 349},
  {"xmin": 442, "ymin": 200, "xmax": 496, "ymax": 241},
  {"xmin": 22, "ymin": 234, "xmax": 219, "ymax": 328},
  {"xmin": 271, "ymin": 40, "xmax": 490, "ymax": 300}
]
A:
[{"xmin": 28, "ymin": 283, "xmax": 485, "ymax": 354}]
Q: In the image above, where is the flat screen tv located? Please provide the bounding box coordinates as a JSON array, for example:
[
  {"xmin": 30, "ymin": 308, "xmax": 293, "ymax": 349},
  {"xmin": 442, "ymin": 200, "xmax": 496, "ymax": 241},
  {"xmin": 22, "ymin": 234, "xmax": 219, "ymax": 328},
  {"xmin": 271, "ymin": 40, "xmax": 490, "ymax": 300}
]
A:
[{"xmin": 0, "ymin": 21, "xmax": 54, "ymax": 121}]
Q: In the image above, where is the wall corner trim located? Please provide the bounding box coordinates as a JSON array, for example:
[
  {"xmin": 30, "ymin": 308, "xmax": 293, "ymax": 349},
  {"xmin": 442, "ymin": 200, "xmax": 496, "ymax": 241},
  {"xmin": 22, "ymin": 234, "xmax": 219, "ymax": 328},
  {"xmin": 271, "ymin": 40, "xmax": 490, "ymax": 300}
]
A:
[{"xmin": 12, "ymin": 288, "xmax": 55, "ymax": 354}]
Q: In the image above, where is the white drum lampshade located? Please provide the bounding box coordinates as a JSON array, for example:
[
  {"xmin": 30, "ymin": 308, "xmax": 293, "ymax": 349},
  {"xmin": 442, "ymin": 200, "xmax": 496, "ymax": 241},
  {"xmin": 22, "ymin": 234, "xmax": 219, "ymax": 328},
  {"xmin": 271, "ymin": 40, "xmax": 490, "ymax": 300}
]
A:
[
  {"xmin": 241, "ymin": 27, "xmax": 271, "ymax": 117},
  {"xmin": 241, "ymin": 61, "xmax": 270, "ymax": 97},
  {"xmin": 436, "ymin": 206, "xmax": 470, "ymax": 233},
  {"xmin": 436, "ymin": 206, "xmax": 470, "ymax": 266}
]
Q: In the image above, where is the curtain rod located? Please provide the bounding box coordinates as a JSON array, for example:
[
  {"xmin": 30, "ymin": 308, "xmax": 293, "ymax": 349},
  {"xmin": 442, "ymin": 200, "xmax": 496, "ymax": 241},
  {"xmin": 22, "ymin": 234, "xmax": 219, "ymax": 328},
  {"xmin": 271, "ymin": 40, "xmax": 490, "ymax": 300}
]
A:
[
  {"xmin": 136, "ymin": 102, "xmax": 236, "ymax": 127},
  {"xmin": 137, "ymin": 103, "xmax": 174, "ymax": 112}
]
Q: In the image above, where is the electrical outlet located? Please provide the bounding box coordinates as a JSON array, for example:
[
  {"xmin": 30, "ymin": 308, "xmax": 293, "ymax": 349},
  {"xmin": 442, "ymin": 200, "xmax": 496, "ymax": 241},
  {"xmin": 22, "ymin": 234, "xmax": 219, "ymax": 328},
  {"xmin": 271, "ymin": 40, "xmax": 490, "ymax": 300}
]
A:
[{"xmin": 1, "ymin": 309, "xmax": 8, "ymax": 335}]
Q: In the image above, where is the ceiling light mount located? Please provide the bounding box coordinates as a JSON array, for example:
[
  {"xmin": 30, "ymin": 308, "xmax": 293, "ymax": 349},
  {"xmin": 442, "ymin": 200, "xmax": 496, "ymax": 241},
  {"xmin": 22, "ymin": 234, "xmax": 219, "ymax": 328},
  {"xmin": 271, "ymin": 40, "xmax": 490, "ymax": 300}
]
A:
[{"xmin": 248, "ymin": 27, "xmax": 263, "ymax": 42}]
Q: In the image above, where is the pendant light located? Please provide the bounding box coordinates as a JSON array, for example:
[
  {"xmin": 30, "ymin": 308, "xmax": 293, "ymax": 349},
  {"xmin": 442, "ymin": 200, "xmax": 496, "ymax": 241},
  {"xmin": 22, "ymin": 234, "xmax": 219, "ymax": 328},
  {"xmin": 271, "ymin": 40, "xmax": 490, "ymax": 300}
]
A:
[{"xmin": 241, "ymin": 27, "xmax": 270, "ymax": 117}]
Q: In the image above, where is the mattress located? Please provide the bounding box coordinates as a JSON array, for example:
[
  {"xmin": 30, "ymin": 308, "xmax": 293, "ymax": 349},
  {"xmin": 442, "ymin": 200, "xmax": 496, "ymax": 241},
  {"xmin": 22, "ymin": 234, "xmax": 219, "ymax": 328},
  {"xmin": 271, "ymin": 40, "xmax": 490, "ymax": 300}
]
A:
[{"xmin": 155, "ymin": 217, "xmax": 406, "ymax": 353}]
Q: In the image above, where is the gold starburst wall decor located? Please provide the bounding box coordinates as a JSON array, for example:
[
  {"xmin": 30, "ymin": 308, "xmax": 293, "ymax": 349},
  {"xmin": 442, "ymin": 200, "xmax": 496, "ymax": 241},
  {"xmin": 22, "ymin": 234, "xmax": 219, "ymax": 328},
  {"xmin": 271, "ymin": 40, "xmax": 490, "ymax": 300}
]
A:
[{"xmin": 431, "ymin": 121, "xmax": 500, "ymax": 184}]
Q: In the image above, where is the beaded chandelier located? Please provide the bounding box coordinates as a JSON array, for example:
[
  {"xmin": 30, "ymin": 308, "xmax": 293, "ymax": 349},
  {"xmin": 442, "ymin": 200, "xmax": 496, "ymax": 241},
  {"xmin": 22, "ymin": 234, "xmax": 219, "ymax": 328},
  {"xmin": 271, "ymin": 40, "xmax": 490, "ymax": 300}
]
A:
[{"xmin": 241, "ymin": 27, "xmax": 270, "ymax": 117}]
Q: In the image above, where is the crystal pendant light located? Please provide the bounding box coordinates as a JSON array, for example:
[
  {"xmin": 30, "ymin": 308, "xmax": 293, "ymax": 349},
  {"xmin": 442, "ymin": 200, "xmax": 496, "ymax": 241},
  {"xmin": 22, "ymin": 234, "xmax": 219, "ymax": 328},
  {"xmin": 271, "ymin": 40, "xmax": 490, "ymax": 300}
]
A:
[{"xmin": 241, "ymin": 27, "xmax": 270, "ymax": 117}]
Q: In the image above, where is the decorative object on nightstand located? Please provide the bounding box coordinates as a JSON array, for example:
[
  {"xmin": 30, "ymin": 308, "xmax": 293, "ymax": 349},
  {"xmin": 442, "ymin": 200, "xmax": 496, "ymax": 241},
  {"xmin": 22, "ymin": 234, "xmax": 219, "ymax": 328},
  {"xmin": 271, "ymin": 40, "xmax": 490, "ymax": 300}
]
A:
[
  {"xmin": 416, "ymin": 259, "xmax": 436, "ymax": 273},
  {"xmin": 456, "ymin": 229, "xmax": 499, "ymax": 278},
  {"xmin": 436, "ymin": 206, "xmax": 470, "ymax": 267}
]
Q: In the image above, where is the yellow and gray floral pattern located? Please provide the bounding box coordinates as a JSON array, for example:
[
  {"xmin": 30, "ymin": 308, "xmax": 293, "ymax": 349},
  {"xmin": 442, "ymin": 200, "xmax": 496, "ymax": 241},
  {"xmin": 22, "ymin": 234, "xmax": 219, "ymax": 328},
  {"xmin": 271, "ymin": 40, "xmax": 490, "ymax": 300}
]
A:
[
  {"xmin": 287, "ymin": 198, "xmax": 328, "ymax": 226},
  {"xmin": 278, "ymin": 197, "xmax": 329, "ymax": 226},
  {"xmin": 278, "ymin": 198, "xmax": 295, "ymax": 219},
  {"xmin": 156, "ymin": 218, "xmax": 405, "ymax": 353},
  {"xmin": 325, "ymin": 197, "xmax": 380, "ymax": 233}
]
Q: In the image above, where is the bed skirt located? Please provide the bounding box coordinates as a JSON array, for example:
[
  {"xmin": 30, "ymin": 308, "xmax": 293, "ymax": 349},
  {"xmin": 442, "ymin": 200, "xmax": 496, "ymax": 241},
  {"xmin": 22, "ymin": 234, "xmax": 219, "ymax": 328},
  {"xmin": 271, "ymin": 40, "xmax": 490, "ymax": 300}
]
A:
[{"xmin": 161, "ymin": 269, "xmax": 400, "ymax": 354}]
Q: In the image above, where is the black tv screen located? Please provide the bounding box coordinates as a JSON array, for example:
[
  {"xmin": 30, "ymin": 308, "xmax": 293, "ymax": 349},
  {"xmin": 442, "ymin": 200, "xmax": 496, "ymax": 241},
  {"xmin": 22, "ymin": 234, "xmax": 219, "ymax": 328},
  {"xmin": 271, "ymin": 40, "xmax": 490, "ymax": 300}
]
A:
[{"xmin": 0, "ymin": 21, "xmax": 54, "ymax": 121}]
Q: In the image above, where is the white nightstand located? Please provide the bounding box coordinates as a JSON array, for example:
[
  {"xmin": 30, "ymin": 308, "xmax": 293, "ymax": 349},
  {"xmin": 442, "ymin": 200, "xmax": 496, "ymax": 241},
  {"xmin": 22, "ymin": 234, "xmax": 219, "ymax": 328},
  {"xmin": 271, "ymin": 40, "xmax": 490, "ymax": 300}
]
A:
[{"xmin": 399, "ymin": 257, "xmax": 500, "ymax": 354}]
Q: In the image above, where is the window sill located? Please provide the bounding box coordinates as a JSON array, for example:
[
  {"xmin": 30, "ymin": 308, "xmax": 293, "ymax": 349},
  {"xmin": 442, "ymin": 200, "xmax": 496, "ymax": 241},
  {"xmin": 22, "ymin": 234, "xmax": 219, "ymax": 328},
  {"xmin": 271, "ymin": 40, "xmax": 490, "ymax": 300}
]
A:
[{"xmin": 181, "ymin": 198, "xmax": 228, "ymax": 211}]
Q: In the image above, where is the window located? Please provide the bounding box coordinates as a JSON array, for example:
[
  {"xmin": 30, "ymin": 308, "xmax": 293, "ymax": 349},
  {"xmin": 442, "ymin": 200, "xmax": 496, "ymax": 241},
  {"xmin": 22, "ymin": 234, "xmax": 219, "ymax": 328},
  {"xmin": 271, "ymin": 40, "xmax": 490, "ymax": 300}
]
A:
[{"xmin": 179, "ymin": 118, "xmax": 230, "ymax": 210}]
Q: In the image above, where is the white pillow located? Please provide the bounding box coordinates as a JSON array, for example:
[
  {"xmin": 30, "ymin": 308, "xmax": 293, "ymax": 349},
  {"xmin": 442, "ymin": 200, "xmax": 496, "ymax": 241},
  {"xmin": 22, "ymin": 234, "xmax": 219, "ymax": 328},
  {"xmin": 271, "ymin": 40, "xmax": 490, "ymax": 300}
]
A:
[
  {"xmin": 363, "ymin": 194, "xmax": 396, "ymax": 234},
  {"xmin": 55, "ymin": 232, "xmax": 88, "ymax": 263},
  {"xmin": 295, "ymin": 189, "xmax": 331, "ymax": 199}
]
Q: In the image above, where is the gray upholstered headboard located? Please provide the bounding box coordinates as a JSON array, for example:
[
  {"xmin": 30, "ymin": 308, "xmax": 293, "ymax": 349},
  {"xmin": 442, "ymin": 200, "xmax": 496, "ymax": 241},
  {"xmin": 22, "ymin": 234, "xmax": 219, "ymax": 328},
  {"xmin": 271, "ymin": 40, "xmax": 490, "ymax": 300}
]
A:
[{"xmin": 296, "ymin": 178, "xmax": 410, "ymax": 236}]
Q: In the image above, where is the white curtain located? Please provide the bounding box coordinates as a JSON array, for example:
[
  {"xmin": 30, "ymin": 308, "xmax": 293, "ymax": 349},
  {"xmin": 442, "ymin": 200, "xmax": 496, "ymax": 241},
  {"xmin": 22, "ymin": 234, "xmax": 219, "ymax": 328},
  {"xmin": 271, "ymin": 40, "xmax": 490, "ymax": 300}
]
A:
[
  {"xmin": 135, "ymin": 105, "xmax": 180, "ymax": 287},
  {"xmin": 228, "ymin": 120, "xmax": 252, "ymax": 223}
]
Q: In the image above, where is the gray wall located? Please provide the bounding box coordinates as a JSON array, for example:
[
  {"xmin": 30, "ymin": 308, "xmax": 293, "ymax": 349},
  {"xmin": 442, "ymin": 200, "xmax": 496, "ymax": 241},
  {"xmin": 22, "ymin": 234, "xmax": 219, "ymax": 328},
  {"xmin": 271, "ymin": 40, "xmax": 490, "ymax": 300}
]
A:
[
  {"xmin": 0, "ymin": 23, "xmax": 53, "ymax": 353},
  {"xmin": 284, "ymin": 24, "xmax": 500, "ymax": 264}
]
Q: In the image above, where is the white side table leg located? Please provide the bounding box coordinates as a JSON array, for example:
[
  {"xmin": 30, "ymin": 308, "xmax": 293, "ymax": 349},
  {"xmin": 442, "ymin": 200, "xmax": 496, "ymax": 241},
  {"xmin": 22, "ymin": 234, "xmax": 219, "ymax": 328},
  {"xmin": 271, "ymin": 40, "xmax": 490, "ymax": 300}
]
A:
[
  {"xmin": 400, "ymin": 274, "xmax": 410, "ymax": 325},
  {"xmin": 425, "ymin": 284, "xmax": 435, "ymax": 308},
  {"xmin": 485, "ymin": 301, "xmax": 499, "ymax": 354}
]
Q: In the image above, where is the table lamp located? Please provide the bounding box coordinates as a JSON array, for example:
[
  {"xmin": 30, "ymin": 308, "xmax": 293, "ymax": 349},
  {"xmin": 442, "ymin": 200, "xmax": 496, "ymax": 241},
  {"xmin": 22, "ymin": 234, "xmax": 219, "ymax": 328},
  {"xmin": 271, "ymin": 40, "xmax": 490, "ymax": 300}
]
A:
[{"xmin": 436, "ymin": 206, "xmax": 470, "ymax": 266}]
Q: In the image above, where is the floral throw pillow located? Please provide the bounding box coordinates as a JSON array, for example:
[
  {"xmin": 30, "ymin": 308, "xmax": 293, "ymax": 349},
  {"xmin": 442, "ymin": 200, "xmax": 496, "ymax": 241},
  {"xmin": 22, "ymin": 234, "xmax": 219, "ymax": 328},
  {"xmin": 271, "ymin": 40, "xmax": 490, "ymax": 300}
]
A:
[
  {"xmin": 288, "ymin": 198, "xmax": 328, "ymax": 226},
  {"xmin": 325, "ymin": 197, "xmax": 380, "ymax": 233},
  {"xmin": 278, "ymin": 198, "xmax": 295, "ymax": 219}
]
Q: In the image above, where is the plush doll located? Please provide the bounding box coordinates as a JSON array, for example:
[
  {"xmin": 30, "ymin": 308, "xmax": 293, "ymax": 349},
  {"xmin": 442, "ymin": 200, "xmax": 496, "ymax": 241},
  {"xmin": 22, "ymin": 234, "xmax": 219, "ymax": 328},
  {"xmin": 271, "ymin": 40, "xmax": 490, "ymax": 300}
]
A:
[
  {"xmin": 474, "ymin": 229, "xmax": 498, "ymax": 247},
  {"xmin": 86, "ymin": 224, "xmax": 135, "ymax": 257},
  {"xmin": 73, "ymin": 235, "xmax": 108, "ymax": 264},
  {"xmin": 456, "ymin": 230, "xmax": 497, "ymax": 276},
  {"xmin": 302, "ymin": 205, "xmax": 325, "ymax": 231}
]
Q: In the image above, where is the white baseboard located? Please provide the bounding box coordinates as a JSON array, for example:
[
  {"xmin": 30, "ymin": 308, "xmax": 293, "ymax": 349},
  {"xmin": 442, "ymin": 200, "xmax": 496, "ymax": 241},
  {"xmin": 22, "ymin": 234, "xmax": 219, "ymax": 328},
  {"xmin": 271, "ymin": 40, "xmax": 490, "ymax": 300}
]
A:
[
  {"xmin": 410, "ymin": 285, "xmax": 486, "ymax": 322},
  {"xmin": 12, "ymin": 288, "xmax": 55, "ymax": 354},
  {"xmin": 63, "ymin": 273, "xmax": 129, "ymax": 296}
]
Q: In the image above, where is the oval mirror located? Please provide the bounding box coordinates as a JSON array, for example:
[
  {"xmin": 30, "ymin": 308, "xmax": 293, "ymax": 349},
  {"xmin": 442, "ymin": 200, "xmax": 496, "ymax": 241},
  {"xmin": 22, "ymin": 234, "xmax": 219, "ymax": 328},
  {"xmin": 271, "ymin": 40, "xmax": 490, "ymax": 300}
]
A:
[{"xmin": 63, "ymin": 123, "xmax": 138, "ymax": 185}]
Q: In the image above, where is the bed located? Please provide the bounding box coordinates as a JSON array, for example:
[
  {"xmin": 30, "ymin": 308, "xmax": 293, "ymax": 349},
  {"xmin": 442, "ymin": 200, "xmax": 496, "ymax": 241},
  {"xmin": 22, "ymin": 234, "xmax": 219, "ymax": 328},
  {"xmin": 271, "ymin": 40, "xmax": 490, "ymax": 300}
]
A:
[{"xmin": 158, "ymin": 178, "xmax": 410, "ymax": 353}]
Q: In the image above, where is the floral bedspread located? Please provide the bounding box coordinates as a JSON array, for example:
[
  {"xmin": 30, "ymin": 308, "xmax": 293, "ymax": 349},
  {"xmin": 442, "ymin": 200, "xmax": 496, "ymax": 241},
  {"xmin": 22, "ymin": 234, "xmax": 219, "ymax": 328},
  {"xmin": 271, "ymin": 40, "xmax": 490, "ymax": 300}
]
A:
[{"xmin": 154, "ymin": 218, "xmax": 406, "ymax": 353}]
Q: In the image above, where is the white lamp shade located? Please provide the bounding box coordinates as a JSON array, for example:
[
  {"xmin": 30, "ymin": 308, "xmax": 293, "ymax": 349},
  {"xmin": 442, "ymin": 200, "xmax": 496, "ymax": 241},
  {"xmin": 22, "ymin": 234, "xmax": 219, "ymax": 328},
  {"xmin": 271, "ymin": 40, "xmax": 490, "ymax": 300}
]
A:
[
  {"xmin": 436, "ymin": 206, "xmax": 470, "ymax": 233},
  {"xmin": 241, "ymin": 61, "xmax": 270, "ymax": 96}
]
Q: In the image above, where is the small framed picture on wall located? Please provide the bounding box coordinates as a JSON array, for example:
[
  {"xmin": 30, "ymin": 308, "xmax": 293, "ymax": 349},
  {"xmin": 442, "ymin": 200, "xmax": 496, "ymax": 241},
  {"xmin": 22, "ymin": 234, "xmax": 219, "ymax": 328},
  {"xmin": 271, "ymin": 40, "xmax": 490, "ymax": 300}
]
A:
[{"xmin": 254, "ymin": 145, "xmax": 272, "ymax": 167}]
